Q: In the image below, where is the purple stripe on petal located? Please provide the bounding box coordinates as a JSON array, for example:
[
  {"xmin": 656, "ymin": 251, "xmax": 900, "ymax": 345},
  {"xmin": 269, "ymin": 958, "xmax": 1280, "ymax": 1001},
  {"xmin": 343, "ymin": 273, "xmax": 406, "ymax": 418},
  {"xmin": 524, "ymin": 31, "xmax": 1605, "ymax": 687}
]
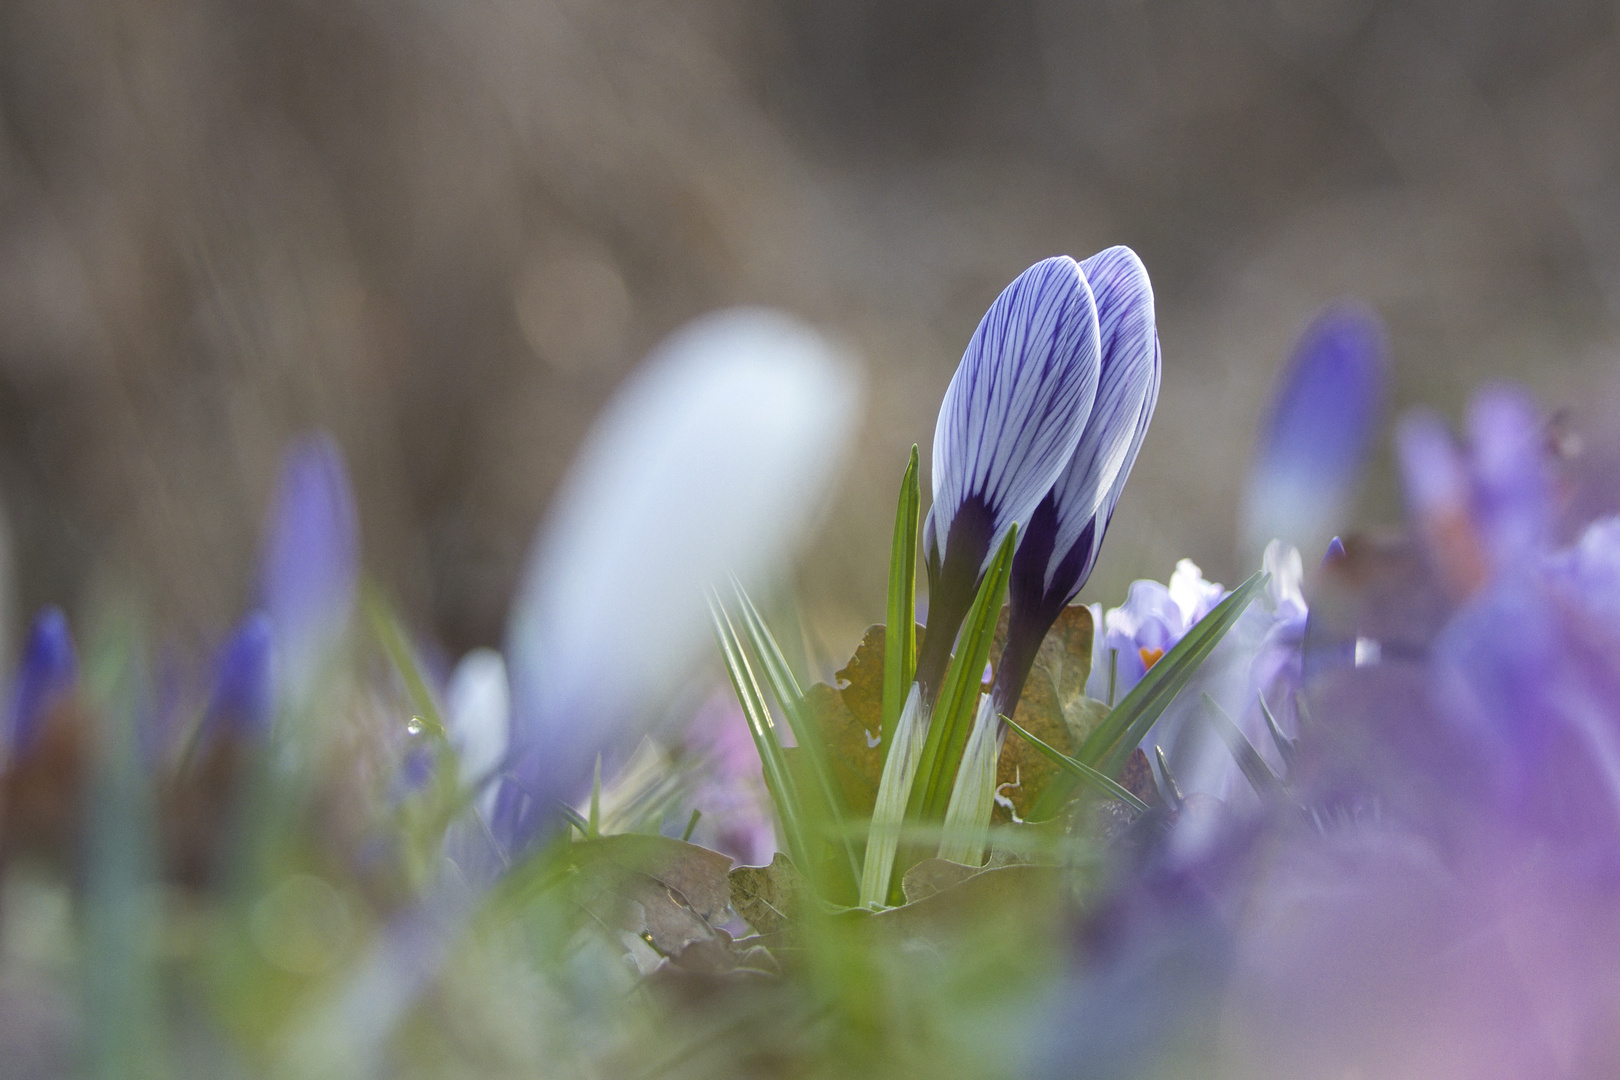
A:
[
  {"xmin": 931, "ymin": 257, "xmax": 1101, "ymax": 574},
  {"xmin": 1036, "ymin": 250, "xmax": 1159, "ymax": 600},
  {"xmin": 9, "ymin": 606, "xmax": 76, "ymax": 758}
]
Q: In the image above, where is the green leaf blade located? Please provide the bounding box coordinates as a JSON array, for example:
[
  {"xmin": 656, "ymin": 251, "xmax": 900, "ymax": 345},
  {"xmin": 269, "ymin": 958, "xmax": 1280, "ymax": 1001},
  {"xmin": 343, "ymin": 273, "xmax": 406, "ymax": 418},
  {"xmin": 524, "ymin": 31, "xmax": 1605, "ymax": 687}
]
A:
[
  {"xmin": 728, "ymin": 577, "xmax": 860, "ymax": 889},
  {"xmin": 882, "ymin": 447, "xmax": 921, "ymax": 757},
  {"xmin": 1005, "ymin": 716, "xmax": 1150, "ymax": 813},
  {"xmin": 709, "ymin": 595, "xmax": 811, "ymax": 872},
  {"xmin": 1080, "ymin": 570, "xmax": 1269, "ymax": 777},
  {"xmin": 909, "ymin": 526, "xmax": 1018, "ymax": 827}
]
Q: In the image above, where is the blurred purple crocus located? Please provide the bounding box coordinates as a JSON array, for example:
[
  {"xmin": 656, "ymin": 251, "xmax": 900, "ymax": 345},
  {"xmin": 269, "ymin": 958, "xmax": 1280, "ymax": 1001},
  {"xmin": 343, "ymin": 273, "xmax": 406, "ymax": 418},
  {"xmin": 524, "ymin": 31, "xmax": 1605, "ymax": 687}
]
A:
[
  {"xmin": 1398, "ymin": 386, "xmax": 1550, "ymax": 600},
  {"xmin": 8, "ymin": 606, "xmax": 77, "ymax": 759},
  {"xmin": 197, "ymin": 611, "xmax": 275, "ymax": 742},
  {"xmin": 256, "ymin": 432, "xmax": 360, "ymax": 709},
  {"xmin": 1243, "ymin": 303, "xmax": 1387, "ymax": 556}
]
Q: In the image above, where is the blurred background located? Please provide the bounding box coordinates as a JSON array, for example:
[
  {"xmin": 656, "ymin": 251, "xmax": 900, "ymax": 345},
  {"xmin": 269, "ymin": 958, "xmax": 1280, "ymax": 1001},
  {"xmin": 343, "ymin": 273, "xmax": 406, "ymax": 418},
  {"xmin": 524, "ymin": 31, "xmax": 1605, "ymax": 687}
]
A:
[{"xmin": 2, "ymin": 0, "xmax": 1618, "ymax": 662}]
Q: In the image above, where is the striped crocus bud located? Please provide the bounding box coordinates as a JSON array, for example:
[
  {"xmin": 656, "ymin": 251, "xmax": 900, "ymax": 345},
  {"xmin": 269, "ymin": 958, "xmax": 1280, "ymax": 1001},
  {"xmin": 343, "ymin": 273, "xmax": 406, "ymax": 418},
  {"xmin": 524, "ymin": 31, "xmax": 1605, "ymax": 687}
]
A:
[
  {"xmin": 937, "ymin": 248, "xmax": 1160, "ymax": 864},
  {"xmin": 1243, "ymin": 303, "xmax": 1387, "ymax": 557},
  {"xmin": 8, "ymin": 606, "xmax": 77, "ymax": 759},
  {"xmin": 993, "ymin": 246, "xmax": 1160, "ymax": 720},
  {"xmin": 866, "ymin": 256, "xmax": 1102, "ymax": 900},
  {"xmin": 918, "ymin": 256, "xmax": 1103, "ymax": 697}
]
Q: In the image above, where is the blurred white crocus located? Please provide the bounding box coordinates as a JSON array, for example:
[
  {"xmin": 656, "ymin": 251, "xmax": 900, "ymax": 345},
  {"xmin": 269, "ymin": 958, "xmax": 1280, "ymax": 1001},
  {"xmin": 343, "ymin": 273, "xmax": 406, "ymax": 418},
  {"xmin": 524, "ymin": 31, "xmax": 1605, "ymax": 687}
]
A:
[
  {"xmin": 445, "ymin": 647, "xmax": 510, "ymax": 817},
  {"xmin": 493, "ymin": 308, "xmax": 861, "ymax": 854}
]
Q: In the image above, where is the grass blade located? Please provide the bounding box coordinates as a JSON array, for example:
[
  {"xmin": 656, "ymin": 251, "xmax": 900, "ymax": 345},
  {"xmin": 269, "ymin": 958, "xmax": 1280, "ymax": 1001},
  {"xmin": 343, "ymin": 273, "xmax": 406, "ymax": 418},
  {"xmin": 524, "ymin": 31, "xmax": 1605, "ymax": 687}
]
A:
[
  {"xmin": 937, "ymin": 696, "xmax": 1002, "ymax": 865},
  {"xmin": 859, "ymin": 684, "xmax": 925, "ymax": 908},
  {"xmin": 1029, "ymin": 571, "xmax": 1267, "ymax": 821},
  {"xmin": 1005, "ymin": 717, "xmax": 1151, "ymax": 813},
  {"xmin": 1154, "ymin": 745, "xmax": 1184, "ymax": 810},
  {"xmin": 729, "ymin": 577, "xmax": 860, "ymax": 887},
  {"xmin": 1258, "ymin": 692, "xmax": 1296, "ymax": 771},
  {"xmin": 1080, "ymin": 570, "xmax": 1268, "ymax": 777},
  {"xmin": 882, "ymin": 447, "xmax": 921, "ymax": 756},
  {"xmin": 1200, "ymin": 692, "xmax": 1286, "ymax": 800},
  {"xmin": 709, "ymin": 594, "xmax": 811, "ymax": 871},
  {"xmin": 364, "ymin": 585, "xmax": 447, "ymax": 737},
  {"xmin": 908, "ymin": 526, "xmax": 1017, "ymax": 827}
]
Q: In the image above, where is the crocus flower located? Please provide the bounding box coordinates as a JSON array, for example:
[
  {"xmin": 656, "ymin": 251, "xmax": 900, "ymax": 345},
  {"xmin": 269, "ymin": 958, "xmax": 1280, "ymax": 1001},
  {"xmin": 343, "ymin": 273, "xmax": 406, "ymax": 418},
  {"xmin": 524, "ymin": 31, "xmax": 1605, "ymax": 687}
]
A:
[
  {"xmin": 7, "ymin": 606, "xmax": 77, "ymax": 759},
  {"xmin": 494, "ymin": 307, "xmax": 860, "ymax": 855},
  {"xmin": 941, "ymin": 247, "xmax": 1160, "ymax": 862},
  {"xmin": 1081, "ymin": 547, "xmax": 1306, "ymax": 807},
  {"xmin": 919, "ymin": 256, "xmax": 1103, "ymax": 695},
  {"xmin": 257, "ymin": 433, "xmax": 360, "ymax": 709},
  {"xmin": 994, "ymin": 246, "xmax": 1160, "ymax": 723},
  {"xmin": 1243, "ymin": 303, "xmax": 1387, "ymax": 557},
  {"xmin": 197, "ymin": 611, "xmax": 275, "ymax": 741},
  {"xmin": 868, "ymin": 256, "xmax": 1101, "ymax": 895},
  {"xmin": 1086, "ymin": 558, "xmax": 1228, "ymax": 706},
  {"xmin": 1398, "ymin": 386, "xmax": 1551, "ymax": 600},
  {"xmin": 444, "ymin": 647, "xmax": 509, "ymax": 794}
]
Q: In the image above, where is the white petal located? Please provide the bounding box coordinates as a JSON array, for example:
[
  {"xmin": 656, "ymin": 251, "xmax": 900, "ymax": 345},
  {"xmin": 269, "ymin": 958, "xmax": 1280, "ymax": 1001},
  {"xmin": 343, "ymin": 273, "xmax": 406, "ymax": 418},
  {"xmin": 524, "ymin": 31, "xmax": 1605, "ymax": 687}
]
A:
[
  {"xmin": 506, "ymin": 308, "xmax": 862, "ymax": 800},
  {"xmin": 446, "ymin": 647, "xmax": 510, "ymax": 790}
]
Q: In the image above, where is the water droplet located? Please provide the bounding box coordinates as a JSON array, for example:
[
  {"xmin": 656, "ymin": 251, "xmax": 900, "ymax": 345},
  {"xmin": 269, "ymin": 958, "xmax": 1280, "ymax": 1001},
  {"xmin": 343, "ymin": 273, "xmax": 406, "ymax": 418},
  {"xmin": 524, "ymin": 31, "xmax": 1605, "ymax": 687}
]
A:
[{"xmin": 406, "ymin": 717, "xmax": 425, "ymax": 736}]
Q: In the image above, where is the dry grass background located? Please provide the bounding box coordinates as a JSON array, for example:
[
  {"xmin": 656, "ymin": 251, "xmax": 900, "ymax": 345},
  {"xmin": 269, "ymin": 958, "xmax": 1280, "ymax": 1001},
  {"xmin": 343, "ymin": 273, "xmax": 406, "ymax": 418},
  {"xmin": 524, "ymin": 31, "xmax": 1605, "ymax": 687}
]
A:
[{"xmin": 1, "ymin": 0, "xmax": 1618, "ymax": 664}]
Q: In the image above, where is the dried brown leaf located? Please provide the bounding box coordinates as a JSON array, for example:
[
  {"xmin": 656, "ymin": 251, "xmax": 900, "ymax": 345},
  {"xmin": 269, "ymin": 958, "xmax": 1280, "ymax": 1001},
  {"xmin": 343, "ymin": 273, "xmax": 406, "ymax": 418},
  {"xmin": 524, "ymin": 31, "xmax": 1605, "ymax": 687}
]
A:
[
  {"xmin": 900, "ymin": 857, "xmax": 983, "ymax": 904},
  {"xmin": 728, "ymin": 852, "xmax": 806, "ymax": 938}
]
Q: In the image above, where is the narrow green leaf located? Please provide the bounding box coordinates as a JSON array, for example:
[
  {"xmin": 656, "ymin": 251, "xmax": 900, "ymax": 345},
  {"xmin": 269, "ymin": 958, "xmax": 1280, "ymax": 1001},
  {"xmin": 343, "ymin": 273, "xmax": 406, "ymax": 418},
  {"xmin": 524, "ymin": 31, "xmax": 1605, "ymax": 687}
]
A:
[
  {"xmin": 909, "ymin": 526, "xmax": 1018, "ymax": 827},
  {"xmin": 558, "ymin": 802, "xmax": 590, "ymax": 836},
  {"xmin": 588, "ymin": 756, "xmax": 602, "ymax": 838},
  {"xmin": 936, "ymin": 698, "xmax": 1001, "ymax": 865},
  {"xmin": 1200, "ymin": 692, "xmax": 1286, "ymax": 800},
  {"xmin": 1258, "ymin": 692, "xmax": 1296, "ymax": 771},
  {"xmin": 1029, "ymin": 571, "xmax": 1268, "ymax": 820},
  {"xmin": 1154, "ymin": 745, "xmax": 1184, "ymax": 810},
  {"xmin": 729, "ymin": 577, "xmax": 860, "ymax": 888},
  {"xmin": 1082, "ymin": 571, "xmax": 1269, "ymax": 776},
  {"xmin": 363, "ymin": 586, "xmax": 447, "ymax": 738},
  {"xmin": 1005, "ymin": 717, "xmax": 1151, "ymax": 813},
  {"xmin": 859, "ymin": 684, "xmax": 925, "ymax": 908},
  {"xmin": 681, "ymin": 808, "xmax": 702, "ymax": 843},
  {"xmin": 882, "ymin": 447, "xmax": 921, "ymax": 757},
  {"xmin": 709, "ymin": 595, "xmax": 811, "ymax": 872}
]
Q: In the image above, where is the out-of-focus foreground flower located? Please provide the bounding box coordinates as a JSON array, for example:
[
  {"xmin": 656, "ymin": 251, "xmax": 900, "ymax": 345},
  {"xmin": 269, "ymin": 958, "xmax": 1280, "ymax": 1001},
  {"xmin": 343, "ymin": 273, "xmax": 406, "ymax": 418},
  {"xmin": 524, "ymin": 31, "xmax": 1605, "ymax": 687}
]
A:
[{"xmin": 494, "ymin": 307, "xmax": 860, "ymax": 856}]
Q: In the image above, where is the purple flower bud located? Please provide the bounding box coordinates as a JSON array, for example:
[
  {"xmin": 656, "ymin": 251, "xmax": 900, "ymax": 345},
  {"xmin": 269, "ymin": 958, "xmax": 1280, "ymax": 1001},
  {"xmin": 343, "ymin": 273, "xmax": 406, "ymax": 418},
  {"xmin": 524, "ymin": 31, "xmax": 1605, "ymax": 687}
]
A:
[
  {"xmin": 257, "ymin": 432, "xmax": 360, "ymax": 705},
  {"xmin": 1244, "ymin": 304, "xmax": 1387, "ymax": 554},
  {"xmin": 8, "ymin": 606, "xmax": 77, "ymax": 758},
  {"xmin": 199, "ymin": 611, "xmax": 275, "ymax": 741},
  {"xmin": 995, "ymin": 249, "xmax": 1160, "ymax": 717},
  {"xmin": 920, "ymin": 256, "xmax": 1102, "ymax": 694}
]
